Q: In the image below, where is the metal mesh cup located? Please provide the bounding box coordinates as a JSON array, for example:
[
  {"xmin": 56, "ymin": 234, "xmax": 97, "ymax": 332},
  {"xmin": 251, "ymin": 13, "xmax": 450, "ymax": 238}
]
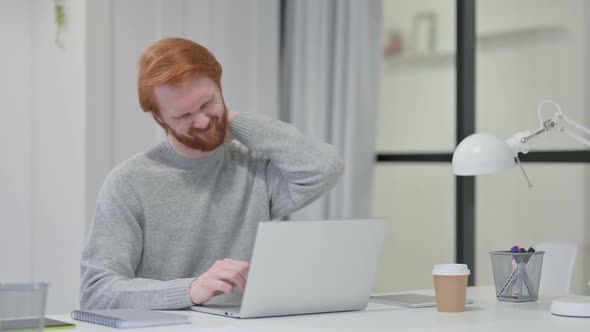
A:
[
  {"xmin": 0, "ymin": 282, "xmax": 48, "ymax": 331},
  {"xmin": 489, "ymin": 251, "xmax": 544, "ymax": 302}
]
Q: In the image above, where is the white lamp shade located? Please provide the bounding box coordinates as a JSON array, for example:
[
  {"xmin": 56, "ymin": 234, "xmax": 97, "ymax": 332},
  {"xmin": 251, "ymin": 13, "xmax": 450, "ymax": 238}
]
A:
[{"xmin": 452, "ymin": 133, "xmax": 516, "ymax": 175}]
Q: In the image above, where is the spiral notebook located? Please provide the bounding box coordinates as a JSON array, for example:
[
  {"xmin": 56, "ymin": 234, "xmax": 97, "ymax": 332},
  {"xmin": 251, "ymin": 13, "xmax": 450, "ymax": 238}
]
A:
[{"xmin": 71, "ymin": 309, "xmax": 190, "ymax": 328}]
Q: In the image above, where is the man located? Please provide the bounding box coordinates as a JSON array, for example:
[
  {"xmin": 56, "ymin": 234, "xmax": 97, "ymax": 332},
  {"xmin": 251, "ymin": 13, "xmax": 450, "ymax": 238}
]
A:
[{"xmin": 79, "ymin": 38, "xmax": 344, "ymax": 310}]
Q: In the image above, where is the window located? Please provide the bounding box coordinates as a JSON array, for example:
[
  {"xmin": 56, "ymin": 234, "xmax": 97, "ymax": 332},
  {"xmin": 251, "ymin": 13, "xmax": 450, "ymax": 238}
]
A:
[{"xmin": 374, "ymin": 0, "xmax": 590, "ymax": 293}]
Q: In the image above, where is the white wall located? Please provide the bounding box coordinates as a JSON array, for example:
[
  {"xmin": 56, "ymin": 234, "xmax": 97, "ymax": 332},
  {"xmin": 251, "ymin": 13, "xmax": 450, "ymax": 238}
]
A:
[
  {"xmin": 0, "ymin": 0, "xmax": 87, "ymax": 314},
  {"xmin": 0, "ymin": 0, "xmax": 35, "ymax": 283},
  {"xmin": 85, "ymin": 0, "xmax": 113, "ymax": 225},
  {"xmin": 32, "ymin": 0, "xmax": 88, "ymax": 314},
  {"xmin": 1, "ymin": 0, "xmax": 279, "ymax": 314}
]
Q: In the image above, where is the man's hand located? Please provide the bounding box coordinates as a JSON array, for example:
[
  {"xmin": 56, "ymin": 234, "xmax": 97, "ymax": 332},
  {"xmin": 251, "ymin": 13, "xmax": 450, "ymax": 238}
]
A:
[
  {"xmin": 224, "ymin": 111, "xmax": 238, "ymax": 143},
  {"xmin": 190, "ymin": 258, "xmax": 250, "ymax": 305}
]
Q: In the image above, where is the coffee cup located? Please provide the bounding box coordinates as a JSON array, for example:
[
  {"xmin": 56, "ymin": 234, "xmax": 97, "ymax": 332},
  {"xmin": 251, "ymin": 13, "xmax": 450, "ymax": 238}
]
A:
[{"xmin": 432, "ymin": 264, "xmax": 470, "ymax": 312}]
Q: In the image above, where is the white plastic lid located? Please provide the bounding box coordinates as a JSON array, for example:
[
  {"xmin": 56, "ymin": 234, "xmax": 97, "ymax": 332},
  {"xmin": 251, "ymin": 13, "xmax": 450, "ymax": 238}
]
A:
[
  {"xmin": 550, "ymin": 296, "xmax": 590, "ymax": 317},
  {"xmin": 432, "ymin": 264, "xmax": 470, "ymax": 276}
]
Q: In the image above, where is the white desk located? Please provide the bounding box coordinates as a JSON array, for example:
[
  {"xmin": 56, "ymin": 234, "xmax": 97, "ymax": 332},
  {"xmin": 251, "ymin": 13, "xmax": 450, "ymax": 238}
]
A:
[{"xmin": 49, "ymin": 286, "xmax": 589, "ymax": 331}]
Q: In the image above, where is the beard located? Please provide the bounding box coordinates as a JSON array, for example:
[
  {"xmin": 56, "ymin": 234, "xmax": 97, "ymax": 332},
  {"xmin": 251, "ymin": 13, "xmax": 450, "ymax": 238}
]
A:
[{"xmin": 168, "ymin": 110, "xmax": 227, "ymax": 152}]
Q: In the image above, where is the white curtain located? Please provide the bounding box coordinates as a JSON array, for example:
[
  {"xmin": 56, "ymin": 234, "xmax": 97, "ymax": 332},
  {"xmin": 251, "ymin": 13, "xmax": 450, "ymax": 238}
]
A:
[{"xmin": 281, "ymin": 0, "xmax": 383, "ymax": 220}]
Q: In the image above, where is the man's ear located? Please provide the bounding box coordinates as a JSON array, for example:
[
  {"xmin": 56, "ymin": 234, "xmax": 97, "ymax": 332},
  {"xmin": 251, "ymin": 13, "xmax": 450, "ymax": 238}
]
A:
[{"xmin": 151, "ymin": 113, "xmax": 169, "ymax": 133}]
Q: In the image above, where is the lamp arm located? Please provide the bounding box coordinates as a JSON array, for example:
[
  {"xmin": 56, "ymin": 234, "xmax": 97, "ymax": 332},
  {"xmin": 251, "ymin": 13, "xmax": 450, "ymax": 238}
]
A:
[
  {"xmin": 521, "ymin": 119, "xmax": 555, "ymax": 144},
  {"xmin": 554, "ymin": 112, "xmax": 590, "ymax": 147},
  {"xmin": 513, "ymin": 111, "xmax": 590, "ymax": 151},
  {"xmin": 503, "ymin": 100, "xmax": 590, "ymax": 189}
]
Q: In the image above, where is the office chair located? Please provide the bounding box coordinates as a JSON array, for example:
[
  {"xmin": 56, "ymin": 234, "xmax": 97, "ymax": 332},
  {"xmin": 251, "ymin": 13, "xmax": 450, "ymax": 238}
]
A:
[{"xmin": 535, "ymin": 242, "xmax": 578, "ymax": 296}]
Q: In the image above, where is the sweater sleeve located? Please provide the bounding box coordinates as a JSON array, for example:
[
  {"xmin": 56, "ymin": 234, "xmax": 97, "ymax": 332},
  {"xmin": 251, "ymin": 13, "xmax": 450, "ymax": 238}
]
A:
[
  {"xmin": 230, "ymin": 113, "xmax": 344, "ymax": 219},
  {"xmin": 79, "ymin": 169, "xmax": 195, "ymax": 310}
]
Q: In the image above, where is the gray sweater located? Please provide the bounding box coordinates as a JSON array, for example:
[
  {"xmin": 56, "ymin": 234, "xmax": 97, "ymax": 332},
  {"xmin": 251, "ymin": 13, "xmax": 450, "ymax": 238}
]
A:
[{"xmin": 79, "ymin": 113, "xmax": 343, "ymax": 310}]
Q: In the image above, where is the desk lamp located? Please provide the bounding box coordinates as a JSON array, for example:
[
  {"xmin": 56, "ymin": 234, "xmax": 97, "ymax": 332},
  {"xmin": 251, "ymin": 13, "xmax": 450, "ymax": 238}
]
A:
[{"xmin": 452, "ymin": 100, "xmax": 590, "ymax": 318}]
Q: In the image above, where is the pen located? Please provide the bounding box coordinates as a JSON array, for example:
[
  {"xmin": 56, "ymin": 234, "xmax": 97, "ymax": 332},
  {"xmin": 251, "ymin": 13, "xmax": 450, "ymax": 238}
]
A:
[{"xmin": 498, "ymin": 246, "xmax": 534, "ymax": 298}]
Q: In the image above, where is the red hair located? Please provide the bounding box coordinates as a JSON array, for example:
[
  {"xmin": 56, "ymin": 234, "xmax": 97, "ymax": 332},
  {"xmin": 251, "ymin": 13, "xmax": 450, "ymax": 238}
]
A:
[{"xmin": 137, "ymin": 38, "xmax": 223, "ymax": 125}]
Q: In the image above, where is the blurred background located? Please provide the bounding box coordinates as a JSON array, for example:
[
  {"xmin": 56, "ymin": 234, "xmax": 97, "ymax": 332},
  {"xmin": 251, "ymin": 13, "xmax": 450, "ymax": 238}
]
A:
[{"xmin": 1, "ymin": 0, "xmax": 589, "ymax": 314}]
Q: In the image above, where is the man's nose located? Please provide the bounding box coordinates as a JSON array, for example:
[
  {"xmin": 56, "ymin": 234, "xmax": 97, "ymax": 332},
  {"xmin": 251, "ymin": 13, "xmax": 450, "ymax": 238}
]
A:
[{"xmin": 192, "ymin": 113, "xmax": 210, "ymax": 129}]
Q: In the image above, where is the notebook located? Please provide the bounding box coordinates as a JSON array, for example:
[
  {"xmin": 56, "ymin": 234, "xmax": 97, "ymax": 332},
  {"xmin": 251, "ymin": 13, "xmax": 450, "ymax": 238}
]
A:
[
  {"xmin": 370, "ymin": 293, "xmax": 473, "ymax": 308},
  {"xmin": 71, "ymin": 309, "xmax": 190, "ymax": 328}
]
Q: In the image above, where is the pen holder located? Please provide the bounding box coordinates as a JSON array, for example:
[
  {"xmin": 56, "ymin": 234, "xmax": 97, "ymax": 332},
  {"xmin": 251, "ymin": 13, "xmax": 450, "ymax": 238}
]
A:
[
  {"xmin": 489, "ymin": 251, "xmax": 544, "ymax": 302},
  {"xmin": 0, "ymin": 282, "xmax": 48, "ymax": 332}
]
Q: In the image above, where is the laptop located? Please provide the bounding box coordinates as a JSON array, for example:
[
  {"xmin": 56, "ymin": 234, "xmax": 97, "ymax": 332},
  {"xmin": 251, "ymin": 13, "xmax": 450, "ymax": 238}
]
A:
[{"xmin": 191, "ymin": 219, "xmax": 386, "ymax": 318}]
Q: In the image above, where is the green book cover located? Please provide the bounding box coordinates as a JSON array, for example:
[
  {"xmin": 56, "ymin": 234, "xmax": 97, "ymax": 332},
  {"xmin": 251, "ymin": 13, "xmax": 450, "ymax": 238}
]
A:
[
  {"xmin": 44, "ymin": 318, "xmax": 76, "ymax": 330},
  {"xmin": 0, "ymin": 317, "xmax": 75, "ymax": 331}
]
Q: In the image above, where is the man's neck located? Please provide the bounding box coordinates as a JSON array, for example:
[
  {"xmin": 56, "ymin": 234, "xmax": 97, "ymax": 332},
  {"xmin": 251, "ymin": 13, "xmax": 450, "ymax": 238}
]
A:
[{"xmin": 167, "ymin": 134, "xmax": 218, "ymax": 159}]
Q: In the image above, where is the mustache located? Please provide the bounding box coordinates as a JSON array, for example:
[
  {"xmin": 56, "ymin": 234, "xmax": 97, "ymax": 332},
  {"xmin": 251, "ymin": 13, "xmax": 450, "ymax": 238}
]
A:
[
  {"xmin": 171, "ymin": 110, "xmax": 228, "ymax": 152},
  {"xmin": 187, "ymin": 116, "xmax": 219, "ymax": 136}
]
